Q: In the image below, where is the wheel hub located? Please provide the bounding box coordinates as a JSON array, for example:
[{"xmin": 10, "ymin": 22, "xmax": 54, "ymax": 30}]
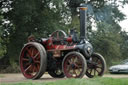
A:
[
  {"xmin": 71, "ymin": 64, "xmax": 75, "ymax": 69},
  {"xmin": 88, "ymin": 63, "xmax": 96, "ymax": 69},
  {"xmin": 29, "ymin": 57, "xmax": 34, "ymax": 64}
]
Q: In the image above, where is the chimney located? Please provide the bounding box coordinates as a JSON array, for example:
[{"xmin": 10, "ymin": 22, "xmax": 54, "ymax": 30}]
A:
[{"xmin": 79, "ymin": 4, "xmax": 88, "ymax": 40}]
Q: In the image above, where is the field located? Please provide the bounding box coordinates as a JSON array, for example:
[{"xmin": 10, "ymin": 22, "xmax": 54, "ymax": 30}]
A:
[{"xmin": 1, "ymin": 77, "xmax": 128, "ymax": 85}]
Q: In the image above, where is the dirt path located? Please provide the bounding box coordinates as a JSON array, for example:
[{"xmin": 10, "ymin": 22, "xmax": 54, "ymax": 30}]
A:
[
  {"xmin": 1, "ymin": 73, "xmax": 128, "ymax": 84},
  {"xmin": 0, "ymin": 73, "xmax": 65, "ymax": 84}
]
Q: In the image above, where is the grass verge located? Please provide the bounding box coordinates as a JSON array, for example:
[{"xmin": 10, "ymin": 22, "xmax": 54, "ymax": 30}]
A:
[{"xmin": 1, "ymin": 77, "xmax": 128, "ymax": 85}]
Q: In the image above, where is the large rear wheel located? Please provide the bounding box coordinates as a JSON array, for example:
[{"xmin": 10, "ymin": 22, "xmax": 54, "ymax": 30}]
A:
[
  {"xmin": 62, "ymin": 52, "xmax": 87, "ymax": 78},
  {"xmin": 86, "ymin": 53, "xmax": 106, "ymax": 78},
  {"xmin": 19, "ymin": 42, "xmax": 47, "ymax": 79}
]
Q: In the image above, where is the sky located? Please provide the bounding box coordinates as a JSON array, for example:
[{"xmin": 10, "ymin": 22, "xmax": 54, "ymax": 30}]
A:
[{"xmin": 119, "ymin": 5, "xmax": 128, "ymax": 32}]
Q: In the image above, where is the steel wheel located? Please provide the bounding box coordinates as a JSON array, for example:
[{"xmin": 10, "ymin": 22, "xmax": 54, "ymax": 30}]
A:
[
  {"xmin": 48, "ymin": 68, "xmax": 65, "ymax": 78},
  {"xmin": 86, "ymin": 53, "xmax": 106, "ymax": 78},
  {"xmin": 62, "ymin": 52, "xmax": 87, "ymax": 78},
  {"xmin": 19, "ymin": 42, "xmax": 47, "ymax": 79}
]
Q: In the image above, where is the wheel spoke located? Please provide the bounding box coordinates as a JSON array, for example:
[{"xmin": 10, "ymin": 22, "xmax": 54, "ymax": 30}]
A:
[
  {"xmin": 24, "ymin": 64, "xmax": 32, "ymax": 73},
  {"xmin": 22, "ymin": 58, "xmax": 29, "ymax": 61},
  {"xmin": 25, "ymin": 63, "xmax": 31, "ymax": 66},
  {"xmin": 73, "ymin": 70, "xmax": 77, "ymax": 76},
  {"xmin": 75, "ymin": 61, "xmax": 82, "ymax": 68},
  {"xmin": 95, "ymin": 68, "xmax": 100, "ymax": 73},
  {"xmin": 67, "ymin": 59, "xmax": 72, "ymax": 64},
  {"xmin": 74, "ymin": 63, "xmax": 79, "ymax": 68},
  {"xmin": 96, "ymin": 65, "xmax": 102, "ymax": 69},
  {"xmin": 31, "ymin": 48, "xmax": 34, "ymax": 57},
  {"xmin": 73, "ymin": 57, "xmax": 78, "ymax": 63},
  {"xmin": 35, "ymin": 60, "xmax": 40, "ymax": 64},
  {"xmin": 26, "ymin": 48, "xmax": 32, "ymax": 57},
  {"xmin": 33, "ymin": 65, "xmax": 38, "ymax": 72},
  {"xmin": 67, "ymin": 65, "xmax": 72, "ymax": 72},
  {"xmin": 32, "ymin": 65, "xmax": 35, "ymax": 73},
  {"xmin": 77, "ymin": 68, "xmax": 81, "ymax": 73},
  {"xmin": 34, "ymin": 52, "xmax": 39, "ymax": 59},
  {"xmin": 89, "ymin": 69, "xmax": 93, "ymax": 74},
  {"xmin": 37, "ymin": 64, "xmax": 40, "ymax": 71},
  {"xmin": 71, "ymin": 56, "xmax": 75, "ymax": 62},
  {"xmin": 37, "ymin": 56, "xmax": 40, "ymax": 60}
]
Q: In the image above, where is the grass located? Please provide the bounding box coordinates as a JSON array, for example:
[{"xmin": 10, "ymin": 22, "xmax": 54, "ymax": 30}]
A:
[{"xmin": 1, "ymin": 77, "xmax": 128, "ymax": 85}]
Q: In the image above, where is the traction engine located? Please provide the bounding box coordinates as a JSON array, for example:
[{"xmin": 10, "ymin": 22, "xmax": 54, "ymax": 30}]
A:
[{"xmin": 19, "ymin": 3, "xmax": 106, "ymax": 79}]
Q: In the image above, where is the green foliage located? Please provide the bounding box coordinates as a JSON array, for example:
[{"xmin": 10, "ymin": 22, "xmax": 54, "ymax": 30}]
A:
[
  {"xmin": 120, "ymin": 31, "xmax": 128, "ymax": 59},
  {"xmin": 90, "ymin": 22, "xmax": 123, "ymax": 65},
  {"xmin": 68, "ymin": 0, "xmax": 126, "ymax": 23},
  {"xmin": 0, "ymin": 10, "xmax": 6, "ymax": 59},
  {"xmin": 2, "ymin": 78, "xmax": 128, "ymax": 85},
  {"xmin": 0, "ymin": 37, "xmax": 7, "ymax": 58},
  {"xmin": 1, "ymin": 0, "xmax": 69, "ymax": 65}
]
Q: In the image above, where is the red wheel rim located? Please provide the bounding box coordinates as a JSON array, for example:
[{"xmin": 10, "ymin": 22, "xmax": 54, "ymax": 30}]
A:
[
  {"xmin": 20, "ymin": 44, "xmax": 40, "ymax": 79},
  {"xmin": 63, "ymin": 54, "xmax": 84, "ymax": 78},
  {"xmin": 87, "ymin": 56, "xmax": 104, "ymax": 77}
]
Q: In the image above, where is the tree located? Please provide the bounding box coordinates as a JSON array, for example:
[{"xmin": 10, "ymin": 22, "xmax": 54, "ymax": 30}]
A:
[
  {"xmin": 90, "ymin": 22, "xmax": 122, "ymax": 65},
  {"xmin": 120, "ymin": 31, "xmax": 128, "ymax": 59},
  {"xmin": 1, "ymin": 0, "xmax": 69, "ymax": 66}
]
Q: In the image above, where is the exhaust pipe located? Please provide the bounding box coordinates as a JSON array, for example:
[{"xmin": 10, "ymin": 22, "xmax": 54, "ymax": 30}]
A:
[{"xmin": 79, "ymin": 4, "xmax": 88, "ymax": 40}]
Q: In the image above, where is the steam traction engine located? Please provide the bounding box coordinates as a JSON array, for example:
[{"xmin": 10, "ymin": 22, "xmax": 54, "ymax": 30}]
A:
[{"xmin": 19, "ymin": 4, "xmax": 106, "ymax": 79}]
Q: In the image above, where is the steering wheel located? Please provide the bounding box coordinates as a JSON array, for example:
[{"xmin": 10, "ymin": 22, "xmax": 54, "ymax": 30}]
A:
[{"xmin": 50, "ymin": 30, "xmax": 67, "ymax": 41}]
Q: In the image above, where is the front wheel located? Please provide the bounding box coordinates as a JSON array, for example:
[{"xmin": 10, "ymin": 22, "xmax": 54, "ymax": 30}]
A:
[
  {"xmin": 19, "ymin": 42, "xmax": 47, "ymax": 79},
  {"xmin": 62, "ymin": 52, "xmax": 87, "ymax": 78},
  {"xmin": 86, "ymin": 53, "xmax": 106, "ymax": 78}
]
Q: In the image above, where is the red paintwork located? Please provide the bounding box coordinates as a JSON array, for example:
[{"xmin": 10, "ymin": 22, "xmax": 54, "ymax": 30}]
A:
[
  {"xmin": 40, "ymin": 30, "xmax": 77, "ymax": 52},
  {"xmin": 42, "ymin": 36, "xmax": 76, "ymax": 52},
  {"xmin": 66, "ymin": 37, "xmax": 73, "ymax": 42},
  {"xmin": 27, "ymin": 31, "xmax": 76, "ymax": 52}
]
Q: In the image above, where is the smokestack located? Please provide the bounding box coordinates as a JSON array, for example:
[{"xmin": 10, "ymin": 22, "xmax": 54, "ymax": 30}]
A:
[{"xmin": 79, "ymin": 4, "xmax": 87, "ymax": 40}]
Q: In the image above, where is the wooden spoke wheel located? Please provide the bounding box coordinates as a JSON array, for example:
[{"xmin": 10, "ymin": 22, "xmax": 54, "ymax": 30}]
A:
[
  {"xmin": 62, "ymin": 52, "xmax": 87, "ymax": 78},
  {"xmin": 19, "ymin": 42, "xmax": 47, "ymax": 79},
  {"xmin": 86, "ymin": 53, "xmax": 106, "ymax": 78},
  {"xmin": 48, "ymin": 68, "xmax": 65, "ymax": 78}
]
